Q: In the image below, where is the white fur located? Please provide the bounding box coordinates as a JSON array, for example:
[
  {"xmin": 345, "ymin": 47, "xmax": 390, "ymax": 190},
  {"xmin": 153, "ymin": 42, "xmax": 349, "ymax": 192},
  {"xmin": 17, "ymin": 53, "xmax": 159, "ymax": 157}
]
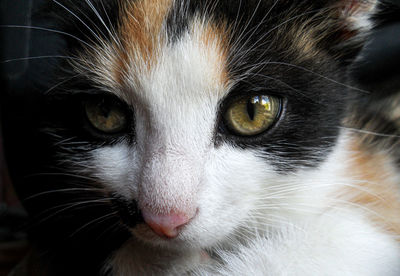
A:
[{"xmin": 192, "ymin": 211, "xmax": 400, "ymax": 276}]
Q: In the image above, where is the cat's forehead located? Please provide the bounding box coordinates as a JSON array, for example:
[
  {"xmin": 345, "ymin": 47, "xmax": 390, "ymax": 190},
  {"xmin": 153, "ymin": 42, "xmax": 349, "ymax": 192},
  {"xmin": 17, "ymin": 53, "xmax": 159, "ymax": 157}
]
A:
[
  {"xmin": 69, "ymin": 0, "xmax": 340, "ymax": 104},
  {"xmin": 73, "ymin": 0, "xmax": 232, "ymax": 103}
]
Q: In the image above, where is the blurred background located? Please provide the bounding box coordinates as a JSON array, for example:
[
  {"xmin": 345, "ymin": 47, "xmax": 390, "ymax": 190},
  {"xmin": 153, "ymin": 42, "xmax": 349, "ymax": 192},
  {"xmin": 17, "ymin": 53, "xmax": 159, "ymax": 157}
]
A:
[{"xmin": 0, "ymin": 0, "xmax": 400, "ymax": 275}]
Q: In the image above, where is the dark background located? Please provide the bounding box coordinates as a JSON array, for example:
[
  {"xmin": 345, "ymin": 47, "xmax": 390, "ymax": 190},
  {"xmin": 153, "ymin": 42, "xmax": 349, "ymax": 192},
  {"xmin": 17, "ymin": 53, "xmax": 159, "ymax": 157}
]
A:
[
  {"xmin": 0, "ymin": 0, "xmax": 400, "ymax": 275},
  {"xmin": 1, "ymin": 1, "xmax": 57, "ymax": 274}
]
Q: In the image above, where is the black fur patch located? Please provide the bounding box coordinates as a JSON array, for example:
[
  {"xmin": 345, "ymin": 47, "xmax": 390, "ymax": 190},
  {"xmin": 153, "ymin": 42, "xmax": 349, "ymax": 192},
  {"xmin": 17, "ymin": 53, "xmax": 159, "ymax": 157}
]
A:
[
  {"xmin": 165, "ymin": 0, "xmax": 362, "ymax": 170},
  {"xmin": 41, "ymin": 0, "xmax": 122, "ymax": 52}
]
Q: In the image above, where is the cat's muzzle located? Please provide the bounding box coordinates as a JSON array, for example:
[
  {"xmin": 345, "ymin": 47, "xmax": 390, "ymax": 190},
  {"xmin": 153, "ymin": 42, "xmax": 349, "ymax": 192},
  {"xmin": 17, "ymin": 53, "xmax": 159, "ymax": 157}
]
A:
[{"xmin": 111, "ymin": 196, "xmax": 144, "ymax": 228}]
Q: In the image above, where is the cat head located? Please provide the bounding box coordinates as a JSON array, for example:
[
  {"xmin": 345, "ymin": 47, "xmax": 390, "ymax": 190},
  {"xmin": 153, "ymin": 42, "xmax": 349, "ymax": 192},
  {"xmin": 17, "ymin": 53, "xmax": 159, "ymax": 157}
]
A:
[{"xmin": 16, "ymin": 0, "xmax": 379, "ymax": 251}]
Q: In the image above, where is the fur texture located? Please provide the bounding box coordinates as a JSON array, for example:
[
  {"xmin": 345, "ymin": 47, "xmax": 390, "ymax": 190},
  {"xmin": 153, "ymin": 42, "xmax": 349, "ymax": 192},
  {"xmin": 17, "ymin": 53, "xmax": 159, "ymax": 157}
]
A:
[{"xmin": 2, "ymin": 0, "xmax": 400, "ymax": 275}]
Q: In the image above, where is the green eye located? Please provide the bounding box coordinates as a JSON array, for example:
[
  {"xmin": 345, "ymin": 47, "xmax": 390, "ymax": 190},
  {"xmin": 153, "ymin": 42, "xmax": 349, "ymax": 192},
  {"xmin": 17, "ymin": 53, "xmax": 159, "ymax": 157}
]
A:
[
  {"xmin": 224, "ymin": 95, "xmax": 280, "ymax": 136},
  {"xmin": 85, "ymin": 98, "xmax": 128, "ymax": 134}
]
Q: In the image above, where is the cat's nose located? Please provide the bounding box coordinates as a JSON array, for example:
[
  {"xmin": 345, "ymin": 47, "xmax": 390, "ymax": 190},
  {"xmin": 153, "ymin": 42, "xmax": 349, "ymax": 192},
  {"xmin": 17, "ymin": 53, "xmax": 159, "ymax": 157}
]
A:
[{"xmin": 141, "ymin": 209, "xmax": 195, "ymax": 239}]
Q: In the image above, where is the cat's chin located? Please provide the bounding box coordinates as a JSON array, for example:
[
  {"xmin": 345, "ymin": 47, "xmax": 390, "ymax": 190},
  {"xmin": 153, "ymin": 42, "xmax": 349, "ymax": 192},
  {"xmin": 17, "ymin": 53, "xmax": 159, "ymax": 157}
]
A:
[
  {"xmin": 108, "ymin": 235, "xmax": 213, "ymax": 275},
  {"xmin": 131, "ymin": 223, "xmax": 206, "ymax": 250}
]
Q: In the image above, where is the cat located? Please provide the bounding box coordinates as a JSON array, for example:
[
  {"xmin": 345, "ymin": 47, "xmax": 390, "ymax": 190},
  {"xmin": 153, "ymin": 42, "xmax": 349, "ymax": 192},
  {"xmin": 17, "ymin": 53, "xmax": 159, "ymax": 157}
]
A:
[{"xmin": 1, "ymin": 0, "xmax": 400, "ymax": 275}]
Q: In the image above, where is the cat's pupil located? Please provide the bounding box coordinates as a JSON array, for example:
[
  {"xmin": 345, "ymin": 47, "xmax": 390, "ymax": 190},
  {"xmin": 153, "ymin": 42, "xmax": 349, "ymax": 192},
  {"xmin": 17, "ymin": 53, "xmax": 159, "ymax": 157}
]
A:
[
  {"xmin": 99, "ymin": 101, "xmax": 111, "ymax": 118},
  {"xmin": 247, "ymin": 99, "xmax": 255, "ymax": 121}
]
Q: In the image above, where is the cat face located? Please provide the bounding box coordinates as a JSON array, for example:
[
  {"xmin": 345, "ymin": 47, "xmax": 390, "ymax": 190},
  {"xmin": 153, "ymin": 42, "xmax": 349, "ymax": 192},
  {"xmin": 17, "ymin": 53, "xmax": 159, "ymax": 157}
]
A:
[{"xmin": 8, "ymin": 0, "xmax": 378, "ymax": 257}]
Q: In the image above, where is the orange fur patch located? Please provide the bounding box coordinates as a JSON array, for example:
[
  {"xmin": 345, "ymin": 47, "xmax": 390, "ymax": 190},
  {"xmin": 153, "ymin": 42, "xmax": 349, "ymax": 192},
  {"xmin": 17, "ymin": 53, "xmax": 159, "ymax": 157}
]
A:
[
  {"xmin": 115, "ymin": 0, "xmax": 173, "ymax": 79},
  {"xmin": 111, "ymin": 1, "xmax": 231, "ymax": 91},
  {"xmin": 195, "ymin": 20, "xmax": 231, "ymax": 87},
  {"xmin": 340, "ymin": 139, "xmax": 400, "ymax": 240}
]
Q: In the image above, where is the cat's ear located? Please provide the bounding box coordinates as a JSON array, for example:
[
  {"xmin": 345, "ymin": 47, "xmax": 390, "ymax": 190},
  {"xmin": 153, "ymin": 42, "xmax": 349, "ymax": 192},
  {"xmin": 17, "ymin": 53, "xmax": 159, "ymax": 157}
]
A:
[
  {"xmin": 326, "ymin": 0, "xmax": 379, "ymax": 61},
  {"xmin": 338, "ymin": 0, "xmax": 378, "ymax": 33}
]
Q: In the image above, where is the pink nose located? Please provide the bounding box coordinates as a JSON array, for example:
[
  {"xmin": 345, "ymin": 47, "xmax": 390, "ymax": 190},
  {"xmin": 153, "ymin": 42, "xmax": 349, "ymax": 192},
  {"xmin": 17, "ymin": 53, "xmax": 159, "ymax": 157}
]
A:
[{"xmin": 142, "ymin": 210, "xmax": 193, "ymax": 239}]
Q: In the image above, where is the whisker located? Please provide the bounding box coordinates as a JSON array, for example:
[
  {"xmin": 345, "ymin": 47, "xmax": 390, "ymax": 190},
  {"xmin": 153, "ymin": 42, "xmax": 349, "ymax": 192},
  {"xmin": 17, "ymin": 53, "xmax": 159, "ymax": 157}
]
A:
[
  {"xmin": 24, "ymin": 172, "xmax": 98, "ymax": 182},
  {"xmin": 264, "ymin": 61, "xmax": 371, "ymax": 93},
  {"xmin": 0, "ymin": 24, "xmax": 96, "ymax": 51},
  {"xmin": 224, "ymin": 0, "xmax": 244, "ymax": 48},
  {"xmin": 53, "ymin": 136, "xmax": 81, "ymax": 147},
  {"xmin": 24, "ymin": 187, "xmax": 104, "ymax": 201},
  {"xmin": 228, "ymin": 8, "xmax": 329, "ymax": 70},
  {"xmin": 70, "ymin": 211, "xmax": 118, "ymax": 237},
  {"xmin": 339, "ymin": 126, "xmax": 400, "ymax": 138},
  {"xmin": 44, "ymin": 73, "xmax": 82, "ymax": 95},
  {"xmin": 238, "ymin": 73, "xmax": 318, "ymax": 103},
  {"xmin": 29, "ymin": 198, "xmax": 112, "ymax": 228},
  {"xmin": 0, "ymin": 55, "xmax": 80, "ymax": 64},
  {"xmin": 84, "ymin": 0, "xmax": 121, "ymax": 47},
  {"xmin": 52, "ymin": 0, "xmax": 104, "ymax": 45},
  {"xmin": 229, "ymin": 0, "xmax": 279, "ymax": 62},
  {"xmin": 99, "ymin": 0, "xmax": 119, "ymax": 39},
  {"xmin": 228, "ymin": 0, "xmax": 264, "ymax": 62},
  {"xmin": 96, "ymin": 221, "xmax": 123, "ymax": 240}
]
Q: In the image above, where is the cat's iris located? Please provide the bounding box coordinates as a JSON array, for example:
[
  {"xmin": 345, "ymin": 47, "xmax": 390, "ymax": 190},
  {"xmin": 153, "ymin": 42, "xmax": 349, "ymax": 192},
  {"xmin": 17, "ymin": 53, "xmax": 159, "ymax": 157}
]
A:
[
  {"xmin": 85, "ymin": 98, "xmax": 127, "ymax": 134},
  {"xmin": 224, "ymin": 95, "xmax": 280, "ymax": 136}
]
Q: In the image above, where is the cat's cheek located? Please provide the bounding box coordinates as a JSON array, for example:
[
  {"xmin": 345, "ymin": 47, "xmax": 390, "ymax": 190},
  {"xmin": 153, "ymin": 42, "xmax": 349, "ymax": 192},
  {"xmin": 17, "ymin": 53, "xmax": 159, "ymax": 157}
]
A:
[
  {"xmin": 188, "ymin": 146, "xmax": 276, "ymax": 245},
  {"xmin": 89, "ymin": 144, "xmax": 141, "ymax": 197}
]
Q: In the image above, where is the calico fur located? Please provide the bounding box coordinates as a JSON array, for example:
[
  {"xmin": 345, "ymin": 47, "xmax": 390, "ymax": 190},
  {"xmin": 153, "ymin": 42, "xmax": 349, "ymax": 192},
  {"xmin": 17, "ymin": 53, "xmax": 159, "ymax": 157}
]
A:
[{"xmin": 3, "ymin": 0, "xmax": 400, "ymax": 275}]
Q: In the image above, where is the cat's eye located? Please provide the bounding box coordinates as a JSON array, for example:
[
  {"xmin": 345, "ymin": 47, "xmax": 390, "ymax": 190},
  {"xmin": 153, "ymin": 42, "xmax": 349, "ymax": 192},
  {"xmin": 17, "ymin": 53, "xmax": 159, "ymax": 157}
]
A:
[
  {"xmin": 224, "ymin": 95, "xmax": 280, "ymax": 136},
  {"xmin": 85, "ymin": 97, "xmax": 128, "ymax": 134}
]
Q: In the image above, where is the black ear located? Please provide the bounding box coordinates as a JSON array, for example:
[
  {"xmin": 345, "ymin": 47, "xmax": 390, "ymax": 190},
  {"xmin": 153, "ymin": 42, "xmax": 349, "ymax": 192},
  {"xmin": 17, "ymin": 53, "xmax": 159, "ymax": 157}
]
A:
[
  {"xmin": 249, "ymin": 0, "xmax": 380, "ymax": 66},
  {"xmin": 338, "ymin": 0, "xmax": 378, "ymax": 32},
  {"xmin": 351, "ymin": 1, "xmax": 400, "ymax": 95},
  {"xmin": 325, "ymin": 0, "xmax": 379, "ymax": 62}
]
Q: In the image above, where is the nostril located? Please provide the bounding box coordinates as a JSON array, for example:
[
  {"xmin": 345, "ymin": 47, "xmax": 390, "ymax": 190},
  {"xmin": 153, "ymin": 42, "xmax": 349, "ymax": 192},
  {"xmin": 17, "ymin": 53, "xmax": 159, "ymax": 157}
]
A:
[{"xmin": 142, "ymin": 210, "xmax": 194, "ymax": 239}]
